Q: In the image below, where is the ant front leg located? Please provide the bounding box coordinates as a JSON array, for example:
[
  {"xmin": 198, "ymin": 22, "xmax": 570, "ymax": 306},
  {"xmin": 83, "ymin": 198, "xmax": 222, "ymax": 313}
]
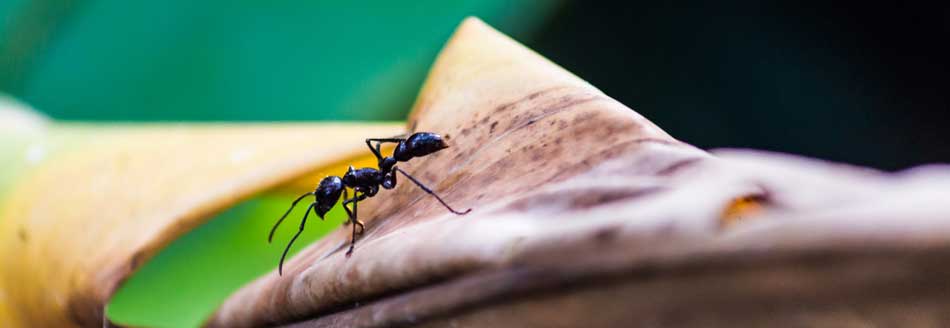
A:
[
  {"xmin": 342, "ymin": 191, "xmax": 368, "ymax": 256},
  {"xmin": 342, "ymin": 191, "xmax": 368, "ymax": 230}
]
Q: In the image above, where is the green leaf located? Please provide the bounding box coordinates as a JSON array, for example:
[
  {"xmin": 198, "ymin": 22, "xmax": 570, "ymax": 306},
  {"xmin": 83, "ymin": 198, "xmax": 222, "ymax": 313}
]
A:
[
  {"xmin": 3, "ymin": 1, "xmax": 560, "ymax": 122},
  {"xmin": 107, "ymin": 194, "xmax": 346, "ymax": 328}
]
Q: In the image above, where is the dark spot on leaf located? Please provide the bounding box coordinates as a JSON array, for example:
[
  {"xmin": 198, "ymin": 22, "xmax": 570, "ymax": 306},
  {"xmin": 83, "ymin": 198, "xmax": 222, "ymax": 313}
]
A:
[
  {"xmin": 569, "ymin": 187, "xmax": 663, "ymax": 209},
  {"xmin": 495, "ymin": 103, "xmax": 516, "ymax": 113},
  {"xmin": 656, "ymin": 158, "xmax": 703, "ymax": 176},
  {"xmin": 572, "ymin": 111, "xmax": 598, "ymax": 125},
  {"xmin": 720, "ymin": 189, "xmax": 773, "ymax": 229},
  {"xmin": 527, "ymin": 89, "xmax": 547, "ymax": 100},
  {"xmin": 493, "ymin": 87, "xmax": 561, "ymax": 115},
  {"xmin": 67, "ymin": 291, "xmax": 103, "ymax": 326},
  {"xmin": 656, "ymin": 222, "xmax": 676, "ymax": 237},
  {"xmin": 129, "ymin": 251, "xmax": 144, "ymax": 271},
  {"xmin": 489, "ymin": 121, "xmax": 498, "ymax": 133},
  {"xmin": 17, "ymin": 227, "xmax": 28, "ymax": 243},
  {"xmin": 593, "ymin": 227, "xmax": 619, "ymax": 243}
]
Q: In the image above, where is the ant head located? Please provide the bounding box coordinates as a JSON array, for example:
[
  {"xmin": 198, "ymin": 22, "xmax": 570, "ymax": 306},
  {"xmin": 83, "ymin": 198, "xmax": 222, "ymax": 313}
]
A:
[
  {"xmin": 393, "ymin": 132, "xmax": 449, "ymax": 161},
  {"xmin": 314, "ymin": 176, "xmax": 344, "ymax": 218}
]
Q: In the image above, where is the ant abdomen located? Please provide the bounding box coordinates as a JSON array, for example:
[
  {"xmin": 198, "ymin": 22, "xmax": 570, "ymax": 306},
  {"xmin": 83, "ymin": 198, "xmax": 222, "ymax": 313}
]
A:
[{"xmin": 393, "ymin": 132, "xmax": 449, "ymax": 161}]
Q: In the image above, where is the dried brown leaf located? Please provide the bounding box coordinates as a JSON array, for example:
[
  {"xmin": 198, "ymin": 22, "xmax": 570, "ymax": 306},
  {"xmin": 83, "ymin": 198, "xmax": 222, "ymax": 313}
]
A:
[
  {"xmin": 209, "ymin": 18, "xmax": 950, "ymax": 328},
  {"xmin": 208, "ymin": 17, "xmax": 698, "ymax": 327}
]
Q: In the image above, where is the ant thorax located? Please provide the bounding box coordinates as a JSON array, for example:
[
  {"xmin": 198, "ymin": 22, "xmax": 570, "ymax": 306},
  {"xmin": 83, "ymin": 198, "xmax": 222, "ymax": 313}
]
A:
[{"xmin": 343, "ymin": 166, "xmax": 384, "ymax": 188}]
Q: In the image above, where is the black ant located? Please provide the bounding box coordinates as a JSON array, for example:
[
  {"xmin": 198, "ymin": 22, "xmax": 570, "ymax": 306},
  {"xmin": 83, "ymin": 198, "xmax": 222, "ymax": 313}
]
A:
[{"xmin": 268, "ymin": 132, "xmax": 471, "ymax": 275}]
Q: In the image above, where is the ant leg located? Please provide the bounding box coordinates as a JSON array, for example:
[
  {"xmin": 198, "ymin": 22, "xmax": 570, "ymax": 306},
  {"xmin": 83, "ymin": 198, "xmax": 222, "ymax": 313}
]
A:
[
  {"xmin": 350, "ymin": 197, "xmax": 366, "ymax": 254},
  {"xmin": 395, "ymin": 167, "xmax": 471, "ymax": 215},
  {"xmin": 352, "ymin": 196, "xmax": 365, "ymax": 235},
  {"xmin": 382, "ymin": 171, "xmax": 397, "ymax": 189},
  {"xmin": 340, "ymin": 188, "xmax": 360, "ymax": 225},
  {"xmin": 341, "ymin": 188, "xmax": 361, "ymax": 227},
  {"xmin": 365, "ymin": 137, "xmax": 406, "ymax": 160},
  {"xmin": 365, "ymin": 140, "xmax": 383, "ymax": 161},
  {"xmin": 278, "ymin": 202, "xmax": 315, "ymax": 276},
  {"xmin": 342, "ymin": 192, "xmax": 368, "ymax": 256},
  {"xmin": 343, "ymin": 195, "xmax": 359, "ymax": 256},
  {"xmin": 269, "ymin": 192, "xmax": 314, "ymax": 243},
  {"xmin": 365, "ymin": 184, "xmax": 379, "ymax": 196},
  {"xmin": 373, "ymin": 134, "xmax": 409, "ymax": 157},
  {"xmin": 373, "ymin": 133, "xmax": 410, "ymax": 141}
]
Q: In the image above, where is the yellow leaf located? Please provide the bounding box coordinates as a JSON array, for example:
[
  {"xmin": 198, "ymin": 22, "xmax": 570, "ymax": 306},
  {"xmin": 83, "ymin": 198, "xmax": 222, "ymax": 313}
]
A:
[{"xmin": 0, "ymin": 116, "xmax": 402, "ymax": 326}]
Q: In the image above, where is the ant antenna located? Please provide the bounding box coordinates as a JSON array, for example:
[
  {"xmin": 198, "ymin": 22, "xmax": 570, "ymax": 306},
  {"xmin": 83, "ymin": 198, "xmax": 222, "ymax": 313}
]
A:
[
  {"xmin": 268, "ymin": 192, "xmax": 313, "ymax": 243},
  {"xmin": 395, "ymin": 167, "xmax": 471, "ymax": 215},
  {"xmin": 277, "ymin": 203, "xmax": 314, "ymax": 276}
]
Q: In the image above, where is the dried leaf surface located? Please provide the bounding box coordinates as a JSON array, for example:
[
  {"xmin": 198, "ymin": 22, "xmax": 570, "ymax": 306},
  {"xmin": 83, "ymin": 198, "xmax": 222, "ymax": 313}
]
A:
[
  {"xmin": 210, "ymin": 18, "xmax": 950, "ymax": 328},
  {"xmin": 209, "ymin": 17, "xmax": 698, "ymax": 327},
  {"xmin": 0, "ymin": 122, "xmax": 403, "ymax": 327}
]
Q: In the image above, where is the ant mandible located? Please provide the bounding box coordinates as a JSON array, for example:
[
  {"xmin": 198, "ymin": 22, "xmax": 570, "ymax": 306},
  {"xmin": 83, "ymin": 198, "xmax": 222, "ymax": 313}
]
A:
[{"xmin": 268, "ymin": 132, "xmax": 471, "ymax": 275}]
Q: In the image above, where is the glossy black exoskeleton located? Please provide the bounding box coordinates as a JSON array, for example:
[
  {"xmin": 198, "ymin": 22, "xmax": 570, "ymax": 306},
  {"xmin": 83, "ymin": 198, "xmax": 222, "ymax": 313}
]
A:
[{"xmin": 268, "ymin": 132, "xmax": 471, "ymax": 275}]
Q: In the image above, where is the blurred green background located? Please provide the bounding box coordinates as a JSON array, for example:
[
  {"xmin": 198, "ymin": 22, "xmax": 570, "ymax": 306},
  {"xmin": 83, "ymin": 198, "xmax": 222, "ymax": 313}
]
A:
[
  {"xmin": 0, "ymin": 1, "xmax": 561, "ymax": 327},
  {"xmin": 1, "ymin": 0, "xmax": 555, "ymax": 121},
  {"xmin": 2, "ymin": 0, "xmax": 948, "ymax": 327},
  {"xmin": 2, "ymin": 1, "xmax": 948, "ymax": 167}
]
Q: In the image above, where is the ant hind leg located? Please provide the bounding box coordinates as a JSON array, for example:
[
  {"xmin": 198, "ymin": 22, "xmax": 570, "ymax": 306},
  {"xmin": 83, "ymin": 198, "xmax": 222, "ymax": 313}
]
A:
[
  {"xmin": 365, "ymin": 136, "xmax": 407, "ymax": 160},
  {"xmin": 395, "ymin": 167, "xmax": 471, "ymax": 215}
]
